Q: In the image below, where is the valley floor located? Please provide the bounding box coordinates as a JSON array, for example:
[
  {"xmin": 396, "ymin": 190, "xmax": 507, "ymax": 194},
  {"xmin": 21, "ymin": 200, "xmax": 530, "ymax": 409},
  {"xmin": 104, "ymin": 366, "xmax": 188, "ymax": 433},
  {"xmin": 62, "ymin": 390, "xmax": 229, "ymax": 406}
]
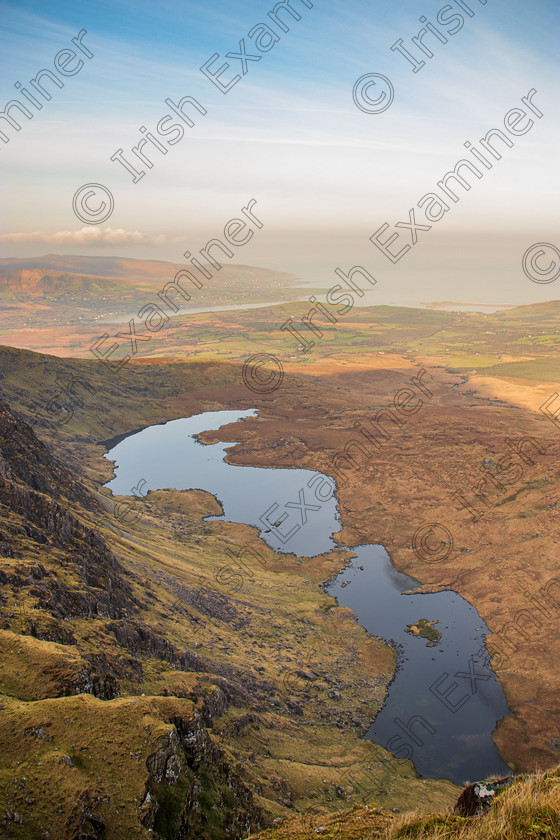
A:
[{"xmin": 0, "ymin": 300, "xmax": 558, "ymax": 838}]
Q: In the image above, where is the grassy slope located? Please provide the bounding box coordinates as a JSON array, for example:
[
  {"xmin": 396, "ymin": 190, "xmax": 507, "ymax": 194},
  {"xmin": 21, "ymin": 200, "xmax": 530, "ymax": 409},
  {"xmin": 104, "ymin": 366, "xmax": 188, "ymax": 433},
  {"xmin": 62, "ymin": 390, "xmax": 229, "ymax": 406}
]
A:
[
  {"xmin": 1, "ymin": 300, "xmax": 558, "ymax": 836},
  {"xmin": 0, "ymin": 693, "xmax": 194, "ymax": 839},
  {"xmin": 248, "ymin": 765, "xmax": 560, "ymax": 839},
  {"xmin": 0, "ymin": 348, "xmax": 459, "ymax": 839}
]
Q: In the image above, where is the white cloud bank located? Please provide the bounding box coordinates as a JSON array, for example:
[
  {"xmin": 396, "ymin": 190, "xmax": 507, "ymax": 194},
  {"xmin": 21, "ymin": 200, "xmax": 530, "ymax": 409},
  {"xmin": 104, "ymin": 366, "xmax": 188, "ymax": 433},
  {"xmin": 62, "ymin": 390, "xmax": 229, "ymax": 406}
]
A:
[{"xmin": 0, "ymin": 228, "xmax": 167, "ymax": 245}]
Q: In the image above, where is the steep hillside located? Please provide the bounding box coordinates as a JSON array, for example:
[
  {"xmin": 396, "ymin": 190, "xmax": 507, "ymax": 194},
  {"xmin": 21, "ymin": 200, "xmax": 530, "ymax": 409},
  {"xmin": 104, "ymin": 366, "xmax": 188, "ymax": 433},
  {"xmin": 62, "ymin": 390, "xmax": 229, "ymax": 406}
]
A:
[
  {"xmin": 0, "ymin": 351, "xmax": 459, "ymax": 839},
  {"xmin": 248, "ymin": 765, "xmax": 560, "ymax": 840},
  {"xmin": 1, "ymin": 337, "xmax": 558, "ymax": 837}
]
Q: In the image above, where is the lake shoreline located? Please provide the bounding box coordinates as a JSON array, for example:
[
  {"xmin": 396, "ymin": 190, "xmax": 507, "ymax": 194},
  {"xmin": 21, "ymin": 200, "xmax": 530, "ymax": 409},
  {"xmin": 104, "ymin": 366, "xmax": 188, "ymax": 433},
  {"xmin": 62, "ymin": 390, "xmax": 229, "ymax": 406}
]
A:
[{"xmin": 104, "ymin": 409, "xmax": 511, "ymax": 784}]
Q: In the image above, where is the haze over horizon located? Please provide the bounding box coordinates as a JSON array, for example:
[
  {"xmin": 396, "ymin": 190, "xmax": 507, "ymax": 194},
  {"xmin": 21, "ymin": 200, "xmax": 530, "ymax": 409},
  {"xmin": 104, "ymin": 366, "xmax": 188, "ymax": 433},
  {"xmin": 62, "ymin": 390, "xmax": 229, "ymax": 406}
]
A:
[
  {"xmin": 1, "ymin": 3, "xmax": 560, "ymax": 835},
  {"xmin": 1, "ymin": 240, "xmax": 558, "ymax": 309},
  {"xmin": 1, "ymin": 0, "xmax": 559, "ymax": 306}
]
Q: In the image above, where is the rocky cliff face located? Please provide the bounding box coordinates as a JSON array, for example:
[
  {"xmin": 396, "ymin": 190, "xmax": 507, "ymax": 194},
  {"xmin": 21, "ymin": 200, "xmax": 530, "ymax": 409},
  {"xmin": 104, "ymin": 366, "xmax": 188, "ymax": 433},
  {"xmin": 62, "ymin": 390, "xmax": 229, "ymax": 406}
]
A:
[
  {"xmin": 0, "ymin": 353, "xmax": 461, "ymax": 838},
  {"xmin": 0, "ymin": 399, "xmax": 92, "ymax": 506},
  {"xmin": 142, "ymin": 699, "xmax": 267, "ymax": 839},
  {"xmin": 0, "ymin": 397, "xmax": 268, "ymax": 838},
  {"xmin": 0, "ymin": 398, "xmax": 139, "ymax": 654}
]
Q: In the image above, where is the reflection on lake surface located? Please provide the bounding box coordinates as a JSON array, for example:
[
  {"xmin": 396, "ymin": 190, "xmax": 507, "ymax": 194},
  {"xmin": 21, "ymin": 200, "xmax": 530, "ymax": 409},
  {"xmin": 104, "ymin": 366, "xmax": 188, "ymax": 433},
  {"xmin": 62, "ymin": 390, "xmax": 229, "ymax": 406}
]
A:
[{"xmin": 104, "ymin": 410, "xmax": 510, "ymax": 784}]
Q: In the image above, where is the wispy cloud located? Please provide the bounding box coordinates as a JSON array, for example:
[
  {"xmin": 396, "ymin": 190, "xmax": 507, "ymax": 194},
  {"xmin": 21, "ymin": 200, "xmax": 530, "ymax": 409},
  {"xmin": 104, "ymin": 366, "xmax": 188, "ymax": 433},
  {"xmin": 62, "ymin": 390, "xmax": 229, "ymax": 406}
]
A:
[{"xmin": 0, "ymin": 228, "xmax": 166, "ymax": 245}]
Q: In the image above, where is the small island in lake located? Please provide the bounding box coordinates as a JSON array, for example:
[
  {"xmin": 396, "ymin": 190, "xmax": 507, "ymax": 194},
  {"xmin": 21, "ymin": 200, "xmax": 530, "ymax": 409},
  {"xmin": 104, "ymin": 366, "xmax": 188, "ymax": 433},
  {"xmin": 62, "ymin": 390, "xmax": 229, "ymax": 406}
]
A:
[{"xmin": 405, "ymin": 618, "xmax": 442, "ymax": 647}]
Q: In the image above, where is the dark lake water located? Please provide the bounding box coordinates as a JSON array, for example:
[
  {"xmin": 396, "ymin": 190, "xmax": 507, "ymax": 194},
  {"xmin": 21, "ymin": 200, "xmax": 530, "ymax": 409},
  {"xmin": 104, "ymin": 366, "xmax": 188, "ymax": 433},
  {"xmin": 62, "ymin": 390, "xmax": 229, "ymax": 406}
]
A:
[
  {"xmin": 103, "ymin": 410, "xmax": 340, "ymax": 557},
  {"xmin": 326, "ymin": 548, "xmax": 510, "ymax": 783},
  {"xmin": 104, "ymin": 409, "xmax": 511, "ymax": 784}
]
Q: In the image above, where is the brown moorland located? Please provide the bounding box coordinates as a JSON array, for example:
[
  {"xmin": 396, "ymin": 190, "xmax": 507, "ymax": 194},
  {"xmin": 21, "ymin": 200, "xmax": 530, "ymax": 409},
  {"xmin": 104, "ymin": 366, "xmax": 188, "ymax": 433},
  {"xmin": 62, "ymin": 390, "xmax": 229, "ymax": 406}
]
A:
[{"xmin": 0, "ymin": 296, "xmax": 558, "ymax": 837}]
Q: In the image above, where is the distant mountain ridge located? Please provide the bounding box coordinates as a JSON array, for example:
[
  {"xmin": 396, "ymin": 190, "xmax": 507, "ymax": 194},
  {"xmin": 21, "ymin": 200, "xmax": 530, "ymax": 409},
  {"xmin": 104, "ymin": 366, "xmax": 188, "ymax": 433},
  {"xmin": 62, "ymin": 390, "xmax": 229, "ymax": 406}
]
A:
[
  {"xmin": 0, "ymin": 267, "xmax": 140, "ymax": 299},
  {"xmin": 0, "ymin": 255, "xmax": 305, "ymax": 330},
  {"xmin": 0, "ymin": 254, "xmax": 301, "ymax": 284},
  {"xmin": 0, "ymin": 253, "xmax": 164, "ymax": 278}
]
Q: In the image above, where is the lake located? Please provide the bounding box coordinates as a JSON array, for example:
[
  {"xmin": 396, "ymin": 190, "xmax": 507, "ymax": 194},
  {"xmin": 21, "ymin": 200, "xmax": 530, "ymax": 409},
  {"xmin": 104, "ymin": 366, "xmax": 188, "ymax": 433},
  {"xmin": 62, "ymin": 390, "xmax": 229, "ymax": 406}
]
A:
[
  {"xmin": 326, "ymin": 547, "xmax": 510, "ymax": 782},
  {"xmin": 103, "ymin": 409, "xmax": 511, "ymax": 784},
  {"xmin": 103, "ymin": 409, "xmax": 340, "ymax": 557}
]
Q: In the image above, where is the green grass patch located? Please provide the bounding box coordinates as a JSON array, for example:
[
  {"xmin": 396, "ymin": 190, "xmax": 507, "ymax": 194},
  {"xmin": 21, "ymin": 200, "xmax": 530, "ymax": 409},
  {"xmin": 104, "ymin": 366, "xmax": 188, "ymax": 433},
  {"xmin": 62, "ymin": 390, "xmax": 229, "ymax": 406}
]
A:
[{"xmin": 471, "ymin": 359, "xmax": 560, "ymax": 381}]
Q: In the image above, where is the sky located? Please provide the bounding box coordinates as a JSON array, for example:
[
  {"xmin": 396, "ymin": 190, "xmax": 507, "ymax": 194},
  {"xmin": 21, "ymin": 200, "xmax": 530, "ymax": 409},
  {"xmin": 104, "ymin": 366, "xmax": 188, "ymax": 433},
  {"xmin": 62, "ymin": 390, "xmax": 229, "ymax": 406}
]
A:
[{"xmin": 1, "ymin": 0, "xmax": 559, "ymax": 304}]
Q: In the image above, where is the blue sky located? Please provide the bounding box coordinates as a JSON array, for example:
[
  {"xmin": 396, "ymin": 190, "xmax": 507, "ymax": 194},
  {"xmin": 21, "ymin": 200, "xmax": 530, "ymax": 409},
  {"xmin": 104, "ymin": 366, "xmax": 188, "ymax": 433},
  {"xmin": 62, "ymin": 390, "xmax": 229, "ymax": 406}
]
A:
[{"xmin": 1, "ymin": 0, "xmax": 559, "ymax": 303}]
